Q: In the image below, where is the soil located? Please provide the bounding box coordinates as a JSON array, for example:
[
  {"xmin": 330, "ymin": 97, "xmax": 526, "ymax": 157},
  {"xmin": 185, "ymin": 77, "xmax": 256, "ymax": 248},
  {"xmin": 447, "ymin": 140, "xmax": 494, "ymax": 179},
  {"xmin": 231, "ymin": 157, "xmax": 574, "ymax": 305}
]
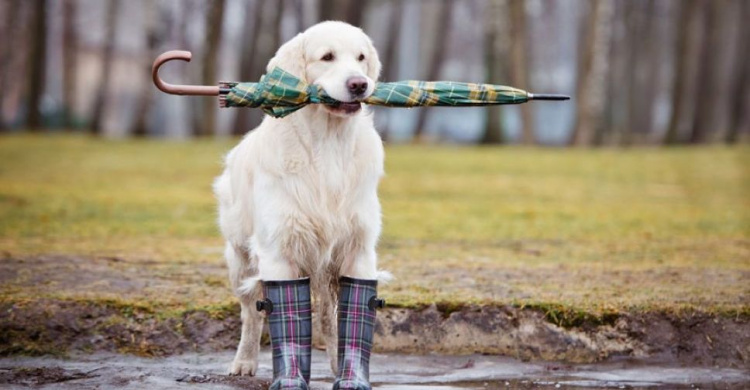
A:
[
  {"xmin": 1, "ymin": 254, "xmax": 748, "ymax": 383},
  {"xmin": 0, "ymin": 351, "xmax": 748, "ymax": 389}
]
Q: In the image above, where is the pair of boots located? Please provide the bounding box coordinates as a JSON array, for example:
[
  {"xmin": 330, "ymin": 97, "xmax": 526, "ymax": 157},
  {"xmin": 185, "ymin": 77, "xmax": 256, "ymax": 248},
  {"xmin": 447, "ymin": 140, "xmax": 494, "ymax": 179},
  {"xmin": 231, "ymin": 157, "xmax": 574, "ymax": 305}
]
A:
[{"xmin": 256, "ymin": 276, "xmax": 384, "ymax": 390}]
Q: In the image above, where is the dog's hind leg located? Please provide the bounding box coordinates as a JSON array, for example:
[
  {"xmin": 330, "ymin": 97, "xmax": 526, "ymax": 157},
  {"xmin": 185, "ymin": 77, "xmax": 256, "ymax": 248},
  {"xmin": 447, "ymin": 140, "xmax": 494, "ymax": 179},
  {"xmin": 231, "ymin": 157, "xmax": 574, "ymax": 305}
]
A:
[{"xmin": 225, "ymin": 243, "xmax": 263, "ymax": 376}]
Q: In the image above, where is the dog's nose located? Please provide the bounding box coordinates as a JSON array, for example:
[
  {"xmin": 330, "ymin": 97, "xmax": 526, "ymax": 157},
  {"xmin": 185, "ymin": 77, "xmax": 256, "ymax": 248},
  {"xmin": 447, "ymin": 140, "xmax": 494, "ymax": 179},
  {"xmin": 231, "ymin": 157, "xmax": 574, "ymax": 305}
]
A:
[{"xmin": 346, "ymin": 76, "xmax": 368, "ymax": 96}]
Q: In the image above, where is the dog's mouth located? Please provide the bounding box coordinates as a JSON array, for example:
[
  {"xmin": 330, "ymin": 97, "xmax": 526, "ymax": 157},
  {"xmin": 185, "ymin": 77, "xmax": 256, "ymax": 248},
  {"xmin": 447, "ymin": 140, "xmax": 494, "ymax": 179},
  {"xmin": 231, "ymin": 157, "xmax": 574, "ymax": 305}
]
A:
[{"xmin": 325, "ymin": 101, "xmax": 362, "ymax": 115}]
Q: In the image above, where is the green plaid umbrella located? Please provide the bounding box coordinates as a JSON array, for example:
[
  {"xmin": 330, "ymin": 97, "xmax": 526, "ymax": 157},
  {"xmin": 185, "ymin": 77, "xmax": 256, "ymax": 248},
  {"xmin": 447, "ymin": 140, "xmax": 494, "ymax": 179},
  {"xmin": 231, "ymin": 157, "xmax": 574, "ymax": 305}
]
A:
[{"xmin": 219, "ymin": 67, "xmax": 568, "ymax": 118}]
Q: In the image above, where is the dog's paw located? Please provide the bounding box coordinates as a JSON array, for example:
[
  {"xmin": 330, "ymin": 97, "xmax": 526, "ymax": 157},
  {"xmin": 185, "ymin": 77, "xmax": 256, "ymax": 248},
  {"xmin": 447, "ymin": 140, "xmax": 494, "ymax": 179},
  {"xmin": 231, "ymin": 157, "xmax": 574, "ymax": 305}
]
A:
[{"xmin": 228, "ymin": 358, "xmax": 258, "ymax": 376}]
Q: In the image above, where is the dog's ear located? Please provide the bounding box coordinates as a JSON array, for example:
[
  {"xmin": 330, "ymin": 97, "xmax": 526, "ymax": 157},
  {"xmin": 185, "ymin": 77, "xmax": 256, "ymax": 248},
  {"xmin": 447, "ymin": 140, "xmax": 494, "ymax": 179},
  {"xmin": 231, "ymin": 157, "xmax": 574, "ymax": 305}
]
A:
[
  {"xmin": 365, "ymin": 38, "xmax": 382, "ymax": 82},
  {"xmin": 267, "ymin": 33, "xmax": 307, "ymax": 82}
]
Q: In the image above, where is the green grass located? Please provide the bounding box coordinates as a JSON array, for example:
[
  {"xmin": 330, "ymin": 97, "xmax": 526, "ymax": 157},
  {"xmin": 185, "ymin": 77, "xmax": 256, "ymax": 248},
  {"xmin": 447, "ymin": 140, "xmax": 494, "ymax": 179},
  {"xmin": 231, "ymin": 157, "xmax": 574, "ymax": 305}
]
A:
[{"xmin": 0, "ymin": 134, "xmax": 748, "ymax": 315}]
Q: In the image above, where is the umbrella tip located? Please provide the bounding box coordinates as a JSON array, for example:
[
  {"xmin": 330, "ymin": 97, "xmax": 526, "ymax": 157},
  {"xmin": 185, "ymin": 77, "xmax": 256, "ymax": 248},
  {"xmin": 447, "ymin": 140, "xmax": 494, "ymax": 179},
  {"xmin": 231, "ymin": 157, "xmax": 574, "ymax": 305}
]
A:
[{"xmin": 528, "ymin": 93, "xmax": 570, "ymax": 101}]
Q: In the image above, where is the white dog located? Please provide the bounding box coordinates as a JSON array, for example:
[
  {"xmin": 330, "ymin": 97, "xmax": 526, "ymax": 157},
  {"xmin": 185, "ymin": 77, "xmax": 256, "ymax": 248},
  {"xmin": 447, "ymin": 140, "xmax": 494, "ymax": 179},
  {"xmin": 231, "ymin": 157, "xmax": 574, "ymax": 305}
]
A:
[{"xmin": 213, "ymin": 21, "xmax": 387, "ymax": 376}]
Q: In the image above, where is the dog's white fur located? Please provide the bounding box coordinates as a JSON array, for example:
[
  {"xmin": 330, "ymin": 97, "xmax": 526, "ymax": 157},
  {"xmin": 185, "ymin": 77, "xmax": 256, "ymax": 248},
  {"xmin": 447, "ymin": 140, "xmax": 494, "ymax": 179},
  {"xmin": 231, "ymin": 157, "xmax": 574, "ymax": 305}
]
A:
[{"xmin": 213, "ymin": 21, "xmax": 388, "ymax": 376}]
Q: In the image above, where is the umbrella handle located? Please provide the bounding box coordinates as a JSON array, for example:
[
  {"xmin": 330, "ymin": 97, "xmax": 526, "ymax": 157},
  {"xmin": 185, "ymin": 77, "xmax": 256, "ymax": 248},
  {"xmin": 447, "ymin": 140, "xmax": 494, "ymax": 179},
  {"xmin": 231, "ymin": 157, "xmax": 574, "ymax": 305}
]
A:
[{"xmin": 152, "ymin": 50, "xmax": 219, "ymax": 96}]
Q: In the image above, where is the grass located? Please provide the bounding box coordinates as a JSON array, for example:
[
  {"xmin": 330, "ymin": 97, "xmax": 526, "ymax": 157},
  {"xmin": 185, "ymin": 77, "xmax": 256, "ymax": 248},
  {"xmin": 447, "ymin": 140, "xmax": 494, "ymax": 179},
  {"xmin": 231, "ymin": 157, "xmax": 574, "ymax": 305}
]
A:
[{"xmin": 0, "ymin": 134, "xmax": 748, "ymax": 317}]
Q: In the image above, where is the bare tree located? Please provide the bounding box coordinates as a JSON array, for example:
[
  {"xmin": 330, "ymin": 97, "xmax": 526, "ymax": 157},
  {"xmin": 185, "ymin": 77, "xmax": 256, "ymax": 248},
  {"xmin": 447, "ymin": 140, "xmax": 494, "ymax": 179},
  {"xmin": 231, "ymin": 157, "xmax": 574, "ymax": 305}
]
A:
[
  {"xmin": 233, "ymin": 0, "xmax": 264, "ymax": 136},
  {"xmin": 508, "ymin": 0, "xmax": 534, "ymax": 145},
  {"xmin": 690, "ymin": 1, "xmax": 722, "ymax": 144},
  {"xmin": 291, "ymin": 0, "xmax": 305, "ymax": 32},
  {"xmin": 131, "ymin": 1, "xmax": 164, "ymax": 137},
  {"xmin": 62, "ymin": 0, "xmax": 77, "ymax": 130},
  {"xmin": 319, "ymin": 0, "xmax": 336, "ymax": 21},
  {"xmin": 726, "ymin": 0, "xmax": 749, "ymax": 144},
  {"xmin": 481, "ymin": 0, "xmax": 509, "ymax": 145},
  {"xmin": 0, "ymin": 0, "xmax": 21, "ymax": 131},
  {"xmin": 664, "ymin": 0, "xmax": 702, "ymax": 145},
  {"xmin": 381, "ymin": 0, "xmax": 403, "ymax": 82},
  {"xmin": 26, "ymin": 0, "xmax": 47, "ymax": 131},
  {"xmin": 570, "ymin": 0, "xmax": 614, "ymax": 146},
  {"xmin": 413, "ymin": 0, "xmax": 454, "ymax": 142},
  {"xmin": 90, "ymin": 0, "xmax": 120, "ymax": 134},
  {"xmin": 195, "ymin": 0, "xmax": 226, "ymax": 137},
  {"xmin": 344, "ymin": 0, "xmax": 367, "ymax": 27}
]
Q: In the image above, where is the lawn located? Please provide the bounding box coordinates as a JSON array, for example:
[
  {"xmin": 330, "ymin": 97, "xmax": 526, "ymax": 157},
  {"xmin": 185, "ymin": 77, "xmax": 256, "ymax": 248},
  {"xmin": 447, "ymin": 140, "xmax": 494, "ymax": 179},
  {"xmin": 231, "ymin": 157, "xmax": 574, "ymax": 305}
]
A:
[{"xmin": 0, "ymin": 134, "xmax": 747, "ymax": 317}]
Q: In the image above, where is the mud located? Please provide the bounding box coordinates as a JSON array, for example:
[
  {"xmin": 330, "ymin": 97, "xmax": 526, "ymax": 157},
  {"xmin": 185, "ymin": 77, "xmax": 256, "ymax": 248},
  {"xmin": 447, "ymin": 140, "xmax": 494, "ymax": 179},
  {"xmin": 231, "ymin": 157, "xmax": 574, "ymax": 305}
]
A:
[
  {"xmin": 1, "ymin": 351, "xmax": 748, "ymax": 389},
  {"xmin": 1, "ymin": 298, "xmax": 747, "ymax": 368}
]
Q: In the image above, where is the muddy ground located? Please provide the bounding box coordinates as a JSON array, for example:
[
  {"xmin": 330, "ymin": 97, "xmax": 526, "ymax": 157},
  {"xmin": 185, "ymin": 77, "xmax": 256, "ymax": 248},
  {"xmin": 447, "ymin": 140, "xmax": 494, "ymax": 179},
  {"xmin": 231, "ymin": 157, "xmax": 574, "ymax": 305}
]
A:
[
  {"xmin": 1, "ymin": 351, "xmax": 749, "ymax": 389},
  {"xmin": 1, "ymin": 254, "xmax": 748, "ymax": 388},
  {"xmin": 1, "ymin": 293, "xmax": 748, "ymax": 367}
]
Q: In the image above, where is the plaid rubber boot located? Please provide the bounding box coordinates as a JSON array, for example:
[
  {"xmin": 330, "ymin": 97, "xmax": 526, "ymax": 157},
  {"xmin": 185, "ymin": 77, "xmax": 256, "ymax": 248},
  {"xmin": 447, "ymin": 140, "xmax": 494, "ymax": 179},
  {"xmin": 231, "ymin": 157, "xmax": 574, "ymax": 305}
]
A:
[
  {"xmin": 332, "ymin": 276, "xmax": 385, "ymax": 390},
  {"xmin": 256, "ymin": 278, "xmax": 312, "ymax": 390}
]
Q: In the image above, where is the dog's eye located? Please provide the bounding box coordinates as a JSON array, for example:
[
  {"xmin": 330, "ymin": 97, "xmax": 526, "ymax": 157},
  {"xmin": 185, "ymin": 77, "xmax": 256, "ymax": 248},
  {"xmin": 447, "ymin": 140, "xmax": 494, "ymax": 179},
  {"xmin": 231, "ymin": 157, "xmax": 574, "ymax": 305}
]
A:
[
  {"xmin": 321, "ymin": 52, "xmax": 334, "ymax": 61},
  {"xmin": 358, "ymin": 54, "xmax": 365, "ymax": 61}
]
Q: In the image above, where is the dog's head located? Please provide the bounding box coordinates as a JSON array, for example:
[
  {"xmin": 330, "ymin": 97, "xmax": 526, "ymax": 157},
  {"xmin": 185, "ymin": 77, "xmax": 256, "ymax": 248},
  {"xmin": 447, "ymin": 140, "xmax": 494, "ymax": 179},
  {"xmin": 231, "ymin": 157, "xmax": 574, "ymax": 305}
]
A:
[{"xmin": 266, "ymin": 21, "xmax": 381, "ymax": 117}]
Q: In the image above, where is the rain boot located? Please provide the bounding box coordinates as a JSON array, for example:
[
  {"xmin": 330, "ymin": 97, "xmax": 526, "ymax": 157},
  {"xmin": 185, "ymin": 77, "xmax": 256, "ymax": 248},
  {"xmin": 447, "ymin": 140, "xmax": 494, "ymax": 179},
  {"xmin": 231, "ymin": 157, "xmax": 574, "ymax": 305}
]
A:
[
  {"xmin": 256, "ymin": 278, "xmax": 312, "ymax": 390},
  {"xmin": 332, "ymin": 276, "xmax": 385, "ymax": 390}
]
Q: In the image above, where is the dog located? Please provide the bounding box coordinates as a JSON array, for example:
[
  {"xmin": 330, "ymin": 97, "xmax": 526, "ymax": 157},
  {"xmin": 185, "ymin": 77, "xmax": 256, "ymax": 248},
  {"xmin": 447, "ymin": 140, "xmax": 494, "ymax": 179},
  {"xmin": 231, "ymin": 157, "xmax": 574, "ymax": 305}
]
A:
[{"xmin": 213, "ymin": 21, "xmax": 388, "ymax": 376}]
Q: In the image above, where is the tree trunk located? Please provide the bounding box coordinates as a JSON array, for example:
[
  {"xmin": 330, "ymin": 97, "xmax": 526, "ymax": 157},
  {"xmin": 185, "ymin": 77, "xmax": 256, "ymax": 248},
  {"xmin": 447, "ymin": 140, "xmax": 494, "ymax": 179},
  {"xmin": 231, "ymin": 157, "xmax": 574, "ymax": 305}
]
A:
[
  {"xmin": 292, "ymin": 0, "xmax": 305, "ymax": 32},
  {"xmin": 26, "ymin": 0, "xmax": 47, "ymax": 131},
  {"xmin": 480, "ymin": 0, "xmax": 508, "ymax": 145},
  {"xmin": 377, "ymin": 0, "xmax": 405, "ymax": 142},
  {"xmin": 319, "ymin": 0, "xmax": 336, "ymax": 21},
  {"xmin": 195, "ymin": 0, "xmax": 226, "ymax": 137},
  {"xmin": 344, "ymin": 0, "xmax": 366, "ymax": 27},
  {"xmin": 62, "ymin": 0, "xmax": 77, "ymax": 130},
  {"xmin": 725, "ymin": 0, "xmax": 749, "ymax": 144},
  {"xmin": 664, "ymin": 0, "xmax": 701, "ymax": 145},
  {"xmin": 0, "ymin": 0, "xmax": 21, "ymax": 131},
  {"xmin": 508, "ymin": 0, "xmax": 534, "ymax": 145},
  {"xmin": 90, "ymin": 0, "xmax": 120, "ymax": 135},
  {"xmin": 690, "ymin": 1, "xmax": 721, "ymax": 144},
  {"xmin": 381, "ymin": 0, "xmax": 403, "ymax": 82},
  {"xmin": 131, "ymin": 0, "xmax": 160, "ymax": 137},
  {"xmin": 413, "ymin": 0, "xmax": 454, "ymax": 143},
  {"xmin": 570, "ymin": 0, "xmax": 613, "ymax": 146},
  {"xmin": 232, "ymin": 0, "xmax": 263, "ymax": 136}
]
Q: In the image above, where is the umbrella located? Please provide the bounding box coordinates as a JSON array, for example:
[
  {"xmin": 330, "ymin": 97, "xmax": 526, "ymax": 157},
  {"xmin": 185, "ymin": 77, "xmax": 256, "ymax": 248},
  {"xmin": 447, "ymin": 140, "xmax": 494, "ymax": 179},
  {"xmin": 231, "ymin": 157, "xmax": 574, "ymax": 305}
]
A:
[{"xmin": 153, "ymin": 50, "xmax": 568, "ymax": 118}]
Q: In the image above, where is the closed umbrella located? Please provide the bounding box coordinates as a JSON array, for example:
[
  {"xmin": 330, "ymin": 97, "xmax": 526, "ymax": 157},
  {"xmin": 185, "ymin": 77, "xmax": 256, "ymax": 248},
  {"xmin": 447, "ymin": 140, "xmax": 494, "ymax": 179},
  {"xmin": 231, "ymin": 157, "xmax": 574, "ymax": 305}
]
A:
[{"xmin": 153, "ymin": 50, "xmax": 568, "ymax": 118}]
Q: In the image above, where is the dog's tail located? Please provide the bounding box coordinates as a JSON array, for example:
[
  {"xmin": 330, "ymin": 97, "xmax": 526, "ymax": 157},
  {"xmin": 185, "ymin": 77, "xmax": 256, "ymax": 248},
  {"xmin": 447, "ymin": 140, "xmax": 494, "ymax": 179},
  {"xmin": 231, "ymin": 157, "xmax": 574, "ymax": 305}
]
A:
[{"xmin": 376, "ymin": 269, "xmax": 394, "ymax": 284}]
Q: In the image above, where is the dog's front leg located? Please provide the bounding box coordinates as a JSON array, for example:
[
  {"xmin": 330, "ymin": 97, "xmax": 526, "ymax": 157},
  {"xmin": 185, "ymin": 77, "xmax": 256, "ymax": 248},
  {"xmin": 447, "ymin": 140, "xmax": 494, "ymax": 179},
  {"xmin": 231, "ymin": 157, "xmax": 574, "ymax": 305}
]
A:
[{"xmin": 229, "ymin": 291, "xmax": 263, "ymax": 376}]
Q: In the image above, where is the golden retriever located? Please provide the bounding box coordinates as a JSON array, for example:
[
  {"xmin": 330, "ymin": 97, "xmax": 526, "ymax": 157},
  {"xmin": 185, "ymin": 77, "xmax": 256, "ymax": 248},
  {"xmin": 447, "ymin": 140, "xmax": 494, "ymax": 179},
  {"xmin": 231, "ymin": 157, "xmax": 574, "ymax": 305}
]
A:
[{"xmin": 213, "ymin": 21, "xmax": 389, "ymax": 376}]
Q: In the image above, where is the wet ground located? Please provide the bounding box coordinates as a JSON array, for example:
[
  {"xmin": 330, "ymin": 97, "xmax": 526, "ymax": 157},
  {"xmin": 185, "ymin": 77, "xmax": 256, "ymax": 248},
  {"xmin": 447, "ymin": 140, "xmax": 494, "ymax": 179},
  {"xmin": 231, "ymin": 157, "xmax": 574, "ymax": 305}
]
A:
[{"xmin": 1, "ymin": 350, "xmax": 747, "ymax": 390}]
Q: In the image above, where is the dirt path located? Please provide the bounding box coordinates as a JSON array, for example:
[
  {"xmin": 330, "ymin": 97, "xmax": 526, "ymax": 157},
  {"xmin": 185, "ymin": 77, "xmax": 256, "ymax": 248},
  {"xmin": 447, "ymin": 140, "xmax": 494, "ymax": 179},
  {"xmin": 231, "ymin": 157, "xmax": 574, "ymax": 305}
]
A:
[{"xmin": 1, "ymin": 351, "xmax": 748, "ymax": 389}]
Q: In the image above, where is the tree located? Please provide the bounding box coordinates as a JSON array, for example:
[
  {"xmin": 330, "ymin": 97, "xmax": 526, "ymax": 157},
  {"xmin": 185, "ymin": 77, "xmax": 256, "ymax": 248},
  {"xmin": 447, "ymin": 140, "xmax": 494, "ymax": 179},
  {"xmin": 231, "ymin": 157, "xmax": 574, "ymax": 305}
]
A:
[
  {"xmin": 0, "ymin": 0, "xmax": 21, "ymax": 131},
  {"xmin": 319, "ymin": 0, "xmax": 336, "ymax": 21},
  {"xmin": 480, "ymin": 0, "xmax": 509, "ymax": 145},
  {"xmin": 664, "ymin": 0, "xmax": 702, "ymax": 145},
  {"xmin": 413, "ymin": 0, "xmax": 454, "ymax": 142},
  {"xmin": 195, "ymin": 0, "xmax": 226, "ymax": 137},
  {"xmin": 726, "ymin": 0, "xmax": 749, "ymax": 144},
  {"xmin": 344, "ymin": 0, "xmax": 367, "ymax": 27},
  {"xmin": 232, "ymin": 0, "xmax": 264, "ymax": 136},
  {"xmin": 131, "ymin": 1, "xmax": 164, "ymax": 137},
  {"xmin": 26, "ymin": 0, "xmax": 47, "ymax": 131},
  {"xmin": 62, "ymin": 0, "xmax": 77, "ymax": 130},
  {"xmin": 690, "ymin": 1, "xmax": 722, "ymax": 144},
  {"xmin": 90, "ymin": 0, "xmax": 120, "ymax": 134},
  {"xmin": 570, "ymin": 0, "xmax": 614, "ymax": 146},
  {"xmin": 508, "ymin": 0, "xmax": 534, "ymax": 145}
]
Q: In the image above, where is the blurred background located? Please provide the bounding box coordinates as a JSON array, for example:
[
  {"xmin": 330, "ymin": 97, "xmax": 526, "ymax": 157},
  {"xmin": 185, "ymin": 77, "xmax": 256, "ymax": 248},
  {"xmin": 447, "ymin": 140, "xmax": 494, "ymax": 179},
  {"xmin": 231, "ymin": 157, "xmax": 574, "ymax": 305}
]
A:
[{"xmin": 0, "ymin": 0, "xmax": 747, "ymax": 145}]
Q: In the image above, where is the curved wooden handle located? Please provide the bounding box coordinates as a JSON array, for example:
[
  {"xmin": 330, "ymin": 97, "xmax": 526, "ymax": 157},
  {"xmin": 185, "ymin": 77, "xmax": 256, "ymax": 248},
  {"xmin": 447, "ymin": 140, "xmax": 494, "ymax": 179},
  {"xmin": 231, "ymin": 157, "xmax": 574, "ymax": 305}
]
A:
[{"xmin": 152, "ymin": 50, "xmax": 219, "ymax": 96}]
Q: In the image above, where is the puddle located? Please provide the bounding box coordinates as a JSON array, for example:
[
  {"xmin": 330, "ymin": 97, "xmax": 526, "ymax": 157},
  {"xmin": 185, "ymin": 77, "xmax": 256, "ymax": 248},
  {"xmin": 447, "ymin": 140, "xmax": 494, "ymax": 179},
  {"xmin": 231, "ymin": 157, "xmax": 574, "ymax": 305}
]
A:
[{"xmin": 1, "ymin": 350, "xmax": 747, "ymax": 389}]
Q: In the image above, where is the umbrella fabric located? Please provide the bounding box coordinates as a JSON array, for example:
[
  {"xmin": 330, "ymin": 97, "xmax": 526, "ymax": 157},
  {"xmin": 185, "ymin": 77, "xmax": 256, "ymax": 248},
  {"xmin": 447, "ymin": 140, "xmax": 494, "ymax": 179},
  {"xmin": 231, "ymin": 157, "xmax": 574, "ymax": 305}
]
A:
[{"xmin": 220, "ymin": 67, "xmax": 530, "ymax": 118}]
